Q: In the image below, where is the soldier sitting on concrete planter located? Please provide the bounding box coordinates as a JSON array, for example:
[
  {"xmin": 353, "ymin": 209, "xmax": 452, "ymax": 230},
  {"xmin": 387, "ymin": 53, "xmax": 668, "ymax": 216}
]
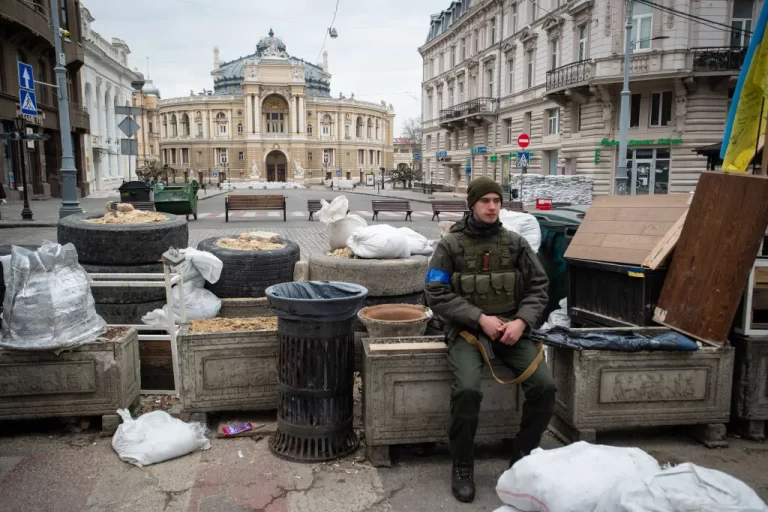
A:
[{"xmin": 425, "ymin": 177, "xmax": 556, "ymax": 504}]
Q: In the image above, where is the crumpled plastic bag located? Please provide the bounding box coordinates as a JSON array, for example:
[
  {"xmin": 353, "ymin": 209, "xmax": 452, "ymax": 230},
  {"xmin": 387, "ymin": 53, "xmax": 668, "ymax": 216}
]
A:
[
  {"xmin": 112, "ymin": 409, "xmax": 211, "ymax": 467},
  {"xmin": 499, "ymin": 210, "xmax": 542, "ymax": 253},
  {"xmin": 540, "ymin": 298, "xmax": 569, "ymax": 331},
  {"xmin": 496, "ymin": 442, "xmax": 661, "ymax": 512},
  {"xmin": 593, "ymin": 463, "xmax": 768, "ymax": 512},
  {"xmin": 317, "ymin": 196, "xmax": 368, "ymax": 250},
  {"xmin": 347, "ymin": 225, "xmax": 410, "ymax": 259},
  {"xmin": 530, "ymin": 326, "xmax": 699, "ymax": 352},
  {"xmin": 398, "ymin": 227, "xmax": 434, "ymax": 255},
  {"xmin": 1, "ymin": 242, "xmax": 105, "ymax": 351},
  {"xmin": 142, "ymin": 247, "xmax": 223, "ymax": 325}
]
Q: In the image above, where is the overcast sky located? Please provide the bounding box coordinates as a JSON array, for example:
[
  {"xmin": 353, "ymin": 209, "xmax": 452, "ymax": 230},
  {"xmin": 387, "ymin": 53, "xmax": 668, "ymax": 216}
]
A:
[{"xmin": 85, "ymin": 0, "xmax": 449, "ymax": 135}]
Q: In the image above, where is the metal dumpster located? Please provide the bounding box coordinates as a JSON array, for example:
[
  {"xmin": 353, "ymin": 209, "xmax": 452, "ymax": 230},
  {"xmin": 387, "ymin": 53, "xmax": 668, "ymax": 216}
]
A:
[
  {"xmin": 119, "ymin": 180, "xmax": 152, "ymax": 203},
  {"xmin": 153, "ymin": 180, "xmax": 199, "ymax": 220}
]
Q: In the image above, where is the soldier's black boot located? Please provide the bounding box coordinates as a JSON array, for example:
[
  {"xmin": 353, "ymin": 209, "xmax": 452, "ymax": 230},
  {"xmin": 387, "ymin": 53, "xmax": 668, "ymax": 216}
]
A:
[
  {"xmin": 451, "ymin": 462, "xmax": 475, "ymax": 503},
  {"xmin": 508, "ymin": 439, "xmax": 526, "ymax": 469}
]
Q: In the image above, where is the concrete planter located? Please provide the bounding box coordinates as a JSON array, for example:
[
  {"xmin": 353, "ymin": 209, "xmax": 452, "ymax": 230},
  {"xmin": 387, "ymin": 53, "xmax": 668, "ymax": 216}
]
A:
[
  {"xmin": 0, "ymin": 328, "xmax": 141, "ymax": 435},
  {"xmin": 177, "ymin": 324, "xmax": 279, "ymax": 415},
  {"xmin": 363, "ymin": 337, "xmax": 523, "ymax": 467},
  {"xmin": 731, "ymin": 334, "xmax": 768, "ymax": 440},
  {"xmin": 549, "ymin": 328, "xmax": 735, "ymax": 448},
  {"xmin": 218, "ymin": 297, "xmax": 272, "ymax": 318}
]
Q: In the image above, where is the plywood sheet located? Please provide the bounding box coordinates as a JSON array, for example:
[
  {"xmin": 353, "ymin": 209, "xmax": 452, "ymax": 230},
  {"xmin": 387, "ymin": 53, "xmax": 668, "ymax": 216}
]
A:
[
  {"xmin": 564, "ymin": 194, "xmax": 691, "ymax": 265},
  {"xmin": 642, "ymin": 210, "xmax": 689, "ymax": 270},
  {"xmin": 653, "ymin": 172, "xmax": 768, "ymax": 346}
]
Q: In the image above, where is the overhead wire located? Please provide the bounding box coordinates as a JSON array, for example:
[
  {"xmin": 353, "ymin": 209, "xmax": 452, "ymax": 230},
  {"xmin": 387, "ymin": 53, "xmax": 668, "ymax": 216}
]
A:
[
  {"xmin": 635, "ymin": 0, "xmax": 752, "ymax": 36},
  {"xmin": 317, "ymin": 0, "xmax": 342, "ymax": 64}
]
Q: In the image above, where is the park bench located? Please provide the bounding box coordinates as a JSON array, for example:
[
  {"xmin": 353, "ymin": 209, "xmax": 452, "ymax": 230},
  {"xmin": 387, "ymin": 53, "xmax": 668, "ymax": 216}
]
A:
[
  {"xmin": 109, "ymin": 201, "xmax": 156, "ymax": 212},
  {"xmin": 225, "ymin": 195, "xmax": 286, "ymax": 222},
  {"xmin": 371, "ymin": 200, "xmax": 412, "ymax": 222},
  {"xmin": 430, "ymin": 200, "xmax": 468, "ymax": 221},
  {"xmin": 307, "ymin": 199, "xmax": 349, "ymax": 221}
]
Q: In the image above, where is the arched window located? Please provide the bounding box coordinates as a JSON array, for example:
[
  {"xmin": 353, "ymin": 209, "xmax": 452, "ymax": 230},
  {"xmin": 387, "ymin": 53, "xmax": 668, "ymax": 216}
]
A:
[
  {"xmin": 181, "ymin": 113, "xmax": 190, "ymax": 136},
  {"xmin": 321, "ymin": 113, "xmax": 332, "ymax": 136},
  {"xmin": 367, "ymin": 118, "xmax": 373, "ymax": 139},
  {"xmin": 170, "ymin": 114, "xmax": 178, "ymax": 137},
  {"xmin": 262, "ymin": 95, "xmax": 288, "ymax": 134},
  {"xmin": 237, "ymin": 122, "xmax": 243, "ymax": 134},
  {"xmin": 216, "ymin": 112, "xmax": 227, "ymax": 134},
  {"xmin": 356, "ymin": 117, "xmax": 363, "ymax": 138},
  {"xmin": 307, "ymin": 124, "xmax": 313, "ymax": 135}
]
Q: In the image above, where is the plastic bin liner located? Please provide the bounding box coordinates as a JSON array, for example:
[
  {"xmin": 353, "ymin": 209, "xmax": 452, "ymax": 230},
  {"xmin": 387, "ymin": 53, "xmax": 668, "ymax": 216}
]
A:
[
  {"xmin": 266, "ymin": 281, "xmax": 368, "ymax": 322},
  {"xmin": 530, "ymin": 327, "xmax": 699, "ymax": 352}
]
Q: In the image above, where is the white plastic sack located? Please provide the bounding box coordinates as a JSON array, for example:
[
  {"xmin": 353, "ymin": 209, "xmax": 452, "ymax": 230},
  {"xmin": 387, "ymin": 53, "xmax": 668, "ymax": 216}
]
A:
[
  {"xmin": 496, "ymin": 442, "xmax": 661, "ymax": 512},
  {"xmin": 329, "ymin": 215, "xmax": 367, "ymax": 250},
  {"xmin": 347, "ymin": 225, "xmax": 410, "ymax": 259},
  {"xmin": 142, "ymin": 248, "xmax": 222, "ymax": 325},
  {"xmin": 499, "ymin": 210, "xmax": 542, "ymax": 253},
  {"xmin": 317, "ymin": 196, "xmax": 349, "ymax": 225},
  {"xmin": 112, "ymin": 409, "xmax": 210, "ymax": 467},
  {"xmin": 594, "ymin": 463, "xmax": 768, "ymax": 512},
  {"xmin": 398, "ymin": 227, "xmax": 434, "ymax": 255},
  {"xmin": 1, "ymin": 243, "xmax": 105, "ymax": 351},
  {"xmin": 540, "ymin": 298, "xmax": 570, "ymax": 332}
]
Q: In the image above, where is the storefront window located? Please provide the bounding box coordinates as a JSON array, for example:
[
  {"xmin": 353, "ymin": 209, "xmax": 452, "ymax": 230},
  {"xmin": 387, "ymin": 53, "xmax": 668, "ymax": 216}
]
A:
[{"xmin": 625, "ymin": 148, "xmax": 670, "ymax": 195}]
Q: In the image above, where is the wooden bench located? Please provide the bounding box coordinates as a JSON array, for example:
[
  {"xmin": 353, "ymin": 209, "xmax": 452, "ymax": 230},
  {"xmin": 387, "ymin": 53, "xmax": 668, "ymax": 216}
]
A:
[
  {"xmin": 371, "ymin": 200, "xmax": 412, "ymax": 222},
  {"xmin": 225, "ymin": 195, "xmax": 286, "ymax": 222},
  {"xmin": 431, "ymin": 200, "xmax": 468, "ymax": 221},
  {"xmin": 109, "ymin": 201, "xmax": 156, "ymax": 212},
  {"xmin": 307, "ymin": 200, "xmax": 349, "ymax": 221}
]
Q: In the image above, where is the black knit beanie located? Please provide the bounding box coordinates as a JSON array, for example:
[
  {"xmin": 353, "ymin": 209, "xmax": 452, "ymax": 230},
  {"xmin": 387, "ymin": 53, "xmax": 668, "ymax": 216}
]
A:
[{"xmin": 466, "ymin": 177, "xmax": 503, "ymax": 208}]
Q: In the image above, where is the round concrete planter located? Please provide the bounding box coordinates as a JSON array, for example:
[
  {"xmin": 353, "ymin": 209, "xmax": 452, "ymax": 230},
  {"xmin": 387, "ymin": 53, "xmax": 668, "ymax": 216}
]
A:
[
  {"xmin": 358, "ymin": 304, "xmax": 433, "ymax": 338},
  {"xmin": 307, "ymin": 254, "xmax": 429, "ymax": 297}
]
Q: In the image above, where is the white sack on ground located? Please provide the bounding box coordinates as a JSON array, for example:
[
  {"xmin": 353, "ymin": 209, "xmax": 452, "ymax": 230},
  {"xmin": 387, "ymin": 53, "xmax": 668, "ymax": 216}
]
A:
[
  {"xmin": 316, "ymin": 196, "xmax": 368, "ymax": 250},
  {"xmin": 593, "ymin": 462, "xmax": 768, "ymax": 512},
  {"xmin": 499, "ymin": 210, "xmax": 542, "ymax": 253},
  {"xmin": 1, "ymin": 242, "xmax": 105, "ymax": 351},
  {"xmin": 112, "ymin": 409, "xmax": 210, "ymax": 467},
  {"xmin": 496, "ymin": 442, "xmax": 661, "ymax": 512},
  {"xmin": 398, "ymin": 227, "xmax": 434, "ymax": 255},
  {"xmin": 540, "ymin": 298, "xmax": 570, "ymax": 331},
  {"xmin": 347, "ymin": 225, "xmax": 410, "ymax": 259},
  {"xmin": 142, "ymin": 247, "xmax": 223, "ymax": 325}
]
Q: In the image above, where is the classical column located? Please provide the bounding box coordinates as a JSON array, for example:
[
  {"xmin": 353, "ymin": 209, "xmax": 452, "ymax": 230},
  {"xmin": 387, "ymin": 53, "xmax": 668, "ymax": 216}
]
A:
[
  {"xmin": 254, "ymin": 95, "xmax": 261, "ymax": 134},
  {"xmin": 245, "ymin": 94, "xmax": 253, "ymax": 133},
  {"xmin": 298, "ymin": 96, "xmax": 305, "ymax": 134}
]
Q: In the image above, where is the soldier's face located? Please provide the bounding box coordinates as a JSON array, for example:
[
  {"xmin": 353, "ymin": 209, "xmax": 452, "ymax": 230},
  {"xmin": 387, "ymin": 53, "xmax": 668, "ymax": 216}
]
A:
[{"xmin": 471, "ymin": 193, "xmax": 502, "ymax": 224}]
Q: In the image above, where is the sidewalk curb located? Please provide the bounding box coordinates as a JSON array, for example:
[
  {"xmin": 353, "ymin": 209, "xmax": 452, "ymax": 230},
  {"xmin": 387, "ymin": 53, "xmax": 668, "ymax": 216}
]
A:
[
  {"xmin": 0, "ymin": 222, "xmax": 58, "ymax": 229},
  {"xmin": 198, "ymin": 190, "xmax": 228, "ymax": 201},
  {"xmin": 343, "ymin": 189, "xmax": 465, "ymax": 205}
]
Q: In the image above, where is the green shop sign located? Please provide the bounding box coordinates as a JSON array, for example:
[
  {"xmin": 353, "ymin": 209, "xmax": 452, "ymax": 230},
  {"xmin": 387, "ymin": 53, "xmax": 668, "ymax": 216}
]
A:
[{"xmin": 600, "ymin": 138, "xmax": 683, "ymax": 147}]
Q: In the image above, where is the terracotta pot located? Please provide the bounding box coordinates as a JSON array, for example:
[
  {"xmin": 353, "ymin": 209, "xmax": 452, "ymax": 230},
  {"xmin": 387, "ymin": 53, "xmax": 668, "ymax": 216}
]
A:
[{"xmin": 357, "ymin": 304, "xmax": 433, "ymax": 338}]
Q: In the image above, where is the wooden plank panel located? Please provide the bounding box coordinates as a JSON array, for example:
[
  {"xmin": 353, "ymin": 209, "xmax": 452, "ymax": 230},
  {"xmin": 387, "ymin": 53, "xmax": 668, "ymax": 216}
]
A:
[
  {"xmin": 577, "ymin": 221, "xmax": 650, "ymax": 235},
  {"xmin": 590, "ymin": 194, "xmax": 692, "ymax": 209},
  {"xmin": 653, "ymin": 172, "xmax": 768, "ymax": 346},
  {"xmin": 642, "ymin": 211, "xmax": 689, "ymax": 270},
  {"xmin": 568, "ymin": 233, "xmax": 607, "ymax": 247},
  {"xmin": 601, "ymin": 234, "xmax": 661, "ymax": 250},
  {"xmin": 564, "ymin": 245, "xmax": 651, "ymax": 265},
  {"xmin": 368, "ymin": 342, "xmax": 447, "ymax": 354},
  {"xmin": 586, "ymin": 208, "xmax": 686, "ymax": 222},
  {"xmin": 640, "ymin": 222, "xmax": 676, "ymax": 236}
]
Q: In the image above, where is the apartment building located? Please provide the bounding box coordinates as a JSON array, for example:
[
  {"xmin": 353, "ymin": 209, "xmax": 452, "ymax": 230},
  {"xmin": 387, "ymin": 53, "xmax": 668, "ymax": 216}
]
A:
[{"xmin": 419, "ymin": 0, "xmax": 756, "ymax": 194}]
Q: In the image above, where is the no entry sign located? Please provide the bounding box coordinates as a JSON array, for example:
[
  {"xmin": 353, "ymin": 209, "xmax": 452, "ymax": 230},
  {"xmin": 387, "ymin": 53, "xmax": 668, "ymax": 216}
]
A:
[{"xmin": 518, "ymin": 133, "xmax": 530, "ymax": 148}]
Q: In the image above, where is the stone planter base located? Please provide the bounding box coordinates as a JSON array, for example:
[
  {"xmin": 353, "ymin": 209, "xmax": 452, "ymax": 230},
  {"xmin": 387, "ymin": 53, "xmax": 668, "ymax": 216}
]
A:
[
  {"xmin": 549, "ymin": 331, "xmax": 735, "ymax": 449},
  {"xmin": 731, "ymin": 334, "xmax": 768, "ymax": 440},
  {"xmin": 363, "ymin": 337, "xmax": 523, "ymax": 467},
  {"xmin": 218, "ymin": 297, "xmax": 272, "ymax": 318},
  {"xmin": 0, "ymin": 328, "xmax": 141, "ymax": 436}
]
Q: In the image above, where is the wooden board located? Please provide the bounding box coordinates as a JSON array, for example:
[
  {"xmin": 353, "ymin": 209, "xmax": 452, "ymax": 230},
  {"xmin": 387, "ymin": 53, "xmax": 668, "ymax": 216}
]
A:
[
  {"xmin": 653, "ymin": 172, "xmax": 768, "ymax": 346},
  {"xmin": 368, "ymin": 342, "xmax": 447, "ymax": 355},
  {"xmin": 642, "ymin": 210, "xmax": 689, "ymax": 270},
  {"xmin": 564, "ymin": 194, "xmax": 690, "ymax": 265}
]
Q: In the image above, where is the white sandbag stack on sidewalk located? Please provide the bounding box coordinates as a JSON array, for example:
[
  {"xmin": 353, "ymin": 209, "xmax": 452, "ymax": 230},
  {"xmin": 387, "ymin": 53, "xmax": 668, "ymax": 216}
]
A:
[
  {"xmin": 317, "ymin": 195, "xmax": 368, "ymax": 250},
  {"xmin": 499, "ymin": 209, "xmax": 542, "ymax": 253}
]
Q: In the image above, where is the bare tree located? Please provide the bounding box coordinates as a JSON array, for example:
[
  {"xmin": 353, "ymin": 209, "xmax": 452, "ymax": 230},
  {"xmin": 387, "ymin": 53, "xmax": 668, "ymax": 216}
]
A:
[
  {"xmin": 388, "ymin": 163, "xmax": 423, "ymax": 189},
  {"xmin": 401, "ymin": 116, "xmax": 423, "ymax": 172}
]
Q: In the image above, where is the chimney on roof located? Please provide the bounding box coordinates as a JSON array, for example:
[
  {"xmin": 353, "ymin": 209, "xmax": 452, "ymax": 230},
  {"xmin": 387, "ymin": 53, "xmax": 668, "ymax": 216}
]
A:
[
  {"xmin": 213, "ymin": 46, "xmax": 220, "ymax": 70},
  {"xmin": 322, "ymin": 51, "xmax": 329, "ymax": 73}
]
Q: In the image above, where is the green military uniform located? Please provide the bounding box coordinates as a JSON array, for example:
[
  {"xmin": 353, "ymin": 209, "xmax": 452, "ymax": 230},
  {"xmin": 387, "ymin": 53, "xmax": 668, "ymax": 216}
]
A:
[{"xmin": 425, "ymin": 179, "xmax": 555, "ymax": 491}]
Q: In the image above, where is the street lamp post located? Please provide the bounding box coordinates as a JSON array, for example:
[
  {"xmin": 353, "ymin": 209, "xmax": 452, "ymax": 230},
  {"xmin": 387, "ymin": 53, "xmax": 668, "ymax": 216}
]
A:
[
  {"xmin": 50, "ymin": 0, "xmax": 82, "ymax": 218},
  {"xmin": 14, "ymin": 117, "xmax": 33, "ymax": 221}
]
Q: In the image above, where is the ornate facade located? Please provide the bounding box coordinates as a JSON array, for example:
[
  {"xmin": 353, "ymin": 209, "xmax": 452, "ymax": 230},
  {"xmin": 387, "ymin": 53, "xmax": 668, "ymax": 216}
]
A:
[{"xmin": 158, "ymin": 30, "xmax": 395, "ymax": 183}]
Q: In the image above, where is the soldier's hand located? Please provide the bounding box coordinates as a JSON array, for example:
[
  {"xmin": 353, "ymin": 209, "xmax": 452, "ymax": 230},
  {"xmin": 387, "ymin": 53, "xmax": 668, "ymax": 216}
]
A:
[
  {"xmin": 479, "ymin": 314, "xmax": 504, "ymax": 340},
  {"xmin": 499, "ymin": 319, "xmax": 527, "ymax": 345}
]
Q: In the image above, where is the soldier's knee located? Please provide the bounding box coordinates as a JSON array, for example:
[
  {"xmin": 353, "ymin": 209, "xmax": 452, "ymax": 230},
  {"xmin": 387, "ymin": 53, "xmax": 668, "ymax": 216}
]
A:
[
  {"xmin": 452, "ymin": 381, "xmax": 483, "ymax": 408},
  {"xmin": 528, "ymin": 375, "xmax": 557, "ymax": 409}
]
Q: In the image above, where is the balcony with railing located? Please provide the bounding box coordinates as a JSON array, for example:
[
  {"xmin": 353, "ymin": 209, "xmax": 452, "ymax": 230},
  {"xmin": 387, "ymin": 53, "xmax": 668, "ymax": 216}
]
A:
[
  {"xmin": 440, "ymin": 97, "xmax": 496, "ymax": 124},
  {"xmin": 692, "ymin": 46, "xmax": 746, "ymax": 73},
  {"xmin": 1, "ymin": 1, "xmax": 54, "ymax": 46},
  {"xmin": 69, "ymin": 102, "xmax": 90, "ymax": 132},
  {"xmin": 546, "ymin": 60, "xmax": 591, "ymax": 92}
]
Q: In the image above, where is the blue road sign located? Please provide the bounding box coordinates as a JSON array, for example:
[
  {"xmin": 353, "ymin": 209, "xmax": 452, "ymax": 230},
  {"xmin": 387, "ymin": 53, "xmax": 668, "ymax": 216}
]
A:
[
  {"xmin": 516, "ymin": 152, "xmax": 531, "ymax": 168},
  {"xmin": 18, "ymin": 62, "xmax": 34, "ymax": 90},
  {"xmin": 19, "ymin": 89, "xmax": 37, "ymax": 116},
  {"xmin": 212, "ymin": 170, "xmax": 218, "ymax": 178}
]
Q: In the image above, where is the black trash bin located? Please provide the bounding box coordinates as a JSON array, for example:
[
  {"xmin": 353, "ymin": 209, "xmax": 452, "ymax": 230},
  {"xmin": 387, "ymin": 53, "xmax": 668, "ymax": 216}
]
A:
[
  {"xmin": 266, "ymin": 281, "xmax": 368, "ymax": 462},
  {"xmin": 119, "ymin": 180, "xmax": 152, "ymax": 202}
]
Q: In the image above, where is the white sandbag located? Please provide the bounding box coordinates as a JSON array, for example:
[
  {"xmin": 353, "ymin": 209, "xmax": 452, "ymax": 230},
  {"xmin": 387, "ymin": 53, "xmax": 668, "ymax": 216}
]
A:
[
  {"xmin": 499, "ymin": 210, "xmax": 542, "ymax": 253},
  {"xmin": 496, "ymin": 442, "xmax": 661, "ymax": 512},
  {"xmin": 1, "ymin": 243, "xmax": 105, "ymax": 351},
  {"xmin": 317, "ymin": 195, "xmax": 349, "ymax": 225},
  {"xmin": 540, "ymin": 298, "xmax": 570, "ymax": 331},
  {"xmin": 594, "ymin": 463, "xmax": 768, "ymax": 512},
  {"xmin": 347, "ymin": 225, "xmax": 410, "ymax": 259},
  {"xmin": 329, "ymin": 215, "xmax": 367, "ymax": 250},
  {"xmin": 398, "ymin": 227, "xmax": 434, "ymax": 255},
  {"xmin": 112, "ymin": 409, "xmax": 210, "ymax": 467},
  {"xmin": 493, "ymin": 507, "xmax": 520, "ymax": 512}
]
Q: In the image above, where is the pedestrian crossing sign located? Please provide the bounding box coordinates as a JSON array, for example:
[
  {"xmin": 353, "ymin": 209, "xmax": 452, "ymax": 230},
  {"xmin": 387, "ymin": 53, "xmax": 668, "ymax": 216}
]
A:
[
  {"xmin": 516, "ymin": 152, "xmax": 530, "ymax": 168},
  {"xmin": 20, "ymin": 89, "xmax": 37, "ymax": 116}
]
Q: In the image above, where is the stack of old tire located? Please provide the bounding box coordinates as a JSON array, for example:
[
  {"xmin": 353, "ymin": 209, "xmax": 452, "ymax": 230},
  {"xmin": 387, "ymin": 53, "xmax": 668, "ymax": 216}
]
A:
[
  {"xmin": 306, "ymin": 253, "xmax": 430, "ymax": 370},
  {"xmin": 57, "ymin": 213, "xmax": 189, "ymax": 324},
  {"xmin": 197, "ymin": 235, "xmax": 301, "ymax": 299}
]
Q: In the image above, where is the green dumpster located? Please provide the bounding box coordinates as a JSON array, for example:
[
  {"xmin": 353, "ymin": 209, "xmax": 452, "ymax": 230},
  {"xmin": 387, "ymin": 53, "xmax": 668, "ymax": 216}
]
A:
[
  {"xmin": 153, "ymin": 180, "xmax": 200, "ymax": 220},
  {"xmin": 530, "ymin": 209, "xmax": 584, "ymax": 318}
]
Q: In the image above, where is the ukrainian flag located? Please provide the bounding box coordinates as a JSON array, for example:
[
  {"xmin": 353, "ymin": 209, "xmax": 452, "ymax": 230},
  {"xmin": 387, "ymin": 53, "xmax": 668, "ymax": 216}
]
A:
[{"xmin": 721, "ymin": 1, "xmax": 768, "ymax": 172}]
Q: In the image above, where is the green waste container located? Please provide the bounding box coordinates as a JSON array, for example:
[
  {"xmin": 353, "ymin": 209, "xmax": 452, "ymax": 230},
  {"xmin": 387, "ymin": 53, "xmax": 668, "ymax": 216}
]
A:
[
  {"xmin": 530, "ymin": 209, "xmax": 584, "ymax": 318},
  {"xmin": 153, "ymin": 180, "xmax": 200, "ymax": 220}
]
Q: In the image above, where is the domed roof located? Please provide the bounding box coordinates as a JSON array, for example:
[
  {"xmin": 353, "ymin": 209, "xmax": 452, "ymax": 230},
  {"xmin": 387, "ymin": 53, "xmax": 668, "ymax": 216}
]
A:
[
  {"xmin": 141, "ymin": 79, "xmax": 160, "ymax": 97},
  {"xmin": 256, "ymin": 29, "xmax": 287, "ymax": 57}
]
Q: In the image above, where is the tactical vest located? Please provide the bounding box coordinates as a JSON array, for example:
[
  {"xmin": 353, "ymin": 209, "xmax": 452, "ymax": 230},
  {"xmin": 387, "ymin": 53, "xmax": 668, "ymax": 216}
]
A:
[{"xmin": 449, "ymin": 230, "xmax": 518, "ymax": 315}]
